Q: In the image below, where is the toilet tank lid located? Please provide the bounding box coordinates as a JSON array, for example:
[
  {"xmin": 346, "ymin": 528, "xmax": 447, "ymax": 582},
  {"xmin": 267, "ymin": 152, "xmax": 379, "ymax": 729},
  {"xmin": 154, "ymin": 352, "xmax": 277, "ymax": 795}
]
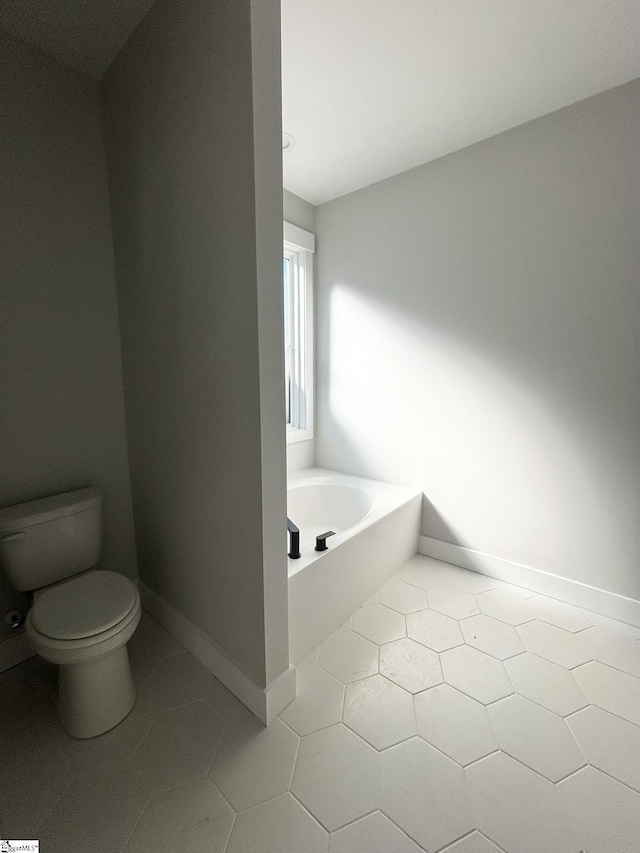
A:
[{"xmin": 0, "ymin": 487, "xmax": 102, "ymax": 533}]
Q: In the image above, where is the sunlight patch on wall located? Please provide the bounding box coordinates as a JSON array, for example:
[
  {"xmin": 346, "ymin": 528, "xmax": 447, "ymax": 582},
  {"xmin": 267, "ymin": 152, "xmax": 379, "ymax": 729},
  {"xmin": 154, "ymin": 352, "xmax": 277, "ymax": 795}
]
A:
[{"xmin": 324, "ymin": 285, "xmax": 607, "ymax": 573}]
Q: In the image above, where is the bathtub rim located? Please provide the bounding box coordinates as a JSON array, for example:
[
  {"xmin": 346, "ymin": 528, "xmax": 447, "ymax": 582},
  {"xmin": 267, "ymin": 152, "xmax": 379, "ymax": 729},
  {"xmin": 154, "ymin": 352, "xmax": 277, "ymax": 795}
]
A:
[
  {"xmin": 286, "ymin": 467, "xmax": 422, "ymax": 576},
  {"xmin": 287, "ymin": 482, "xmax": 374, "ymax": 536}
]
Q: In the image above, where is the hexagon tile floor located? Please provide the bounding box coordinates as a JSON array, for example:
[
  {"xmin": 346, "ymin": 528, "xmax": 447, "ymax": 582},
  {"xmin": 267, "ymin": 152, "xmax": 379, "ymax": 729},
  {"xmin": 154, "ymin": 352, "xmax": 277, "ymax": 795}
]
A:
[{"xmin": 2, "ymin": 555, "xmax": 640, "ymax": 852}]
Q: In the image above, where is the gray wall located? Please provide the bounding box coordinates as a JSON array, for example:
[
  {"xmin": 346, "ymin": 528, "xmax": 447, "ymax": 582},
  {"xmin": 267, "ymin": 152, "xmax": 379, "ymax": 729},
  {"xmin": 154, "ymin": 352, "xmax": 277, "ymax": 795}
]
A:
[
  {"xmin": 284, "ymin": 188, "xmax": 316, "ymax": 234},
  {"xmin": 0, "ymin": 33, "xmax": 137, "ymax": 635},
  {"xmin": 315, "ymin": 80, "xmax": 640, "ymax": 601},
  {"xmin": 102, "ymin": 0, "xmax": 289, "ymax": 688},
  {"xmin": 283, "ymin": 189, "xmax": 316, "ymax": 474}
]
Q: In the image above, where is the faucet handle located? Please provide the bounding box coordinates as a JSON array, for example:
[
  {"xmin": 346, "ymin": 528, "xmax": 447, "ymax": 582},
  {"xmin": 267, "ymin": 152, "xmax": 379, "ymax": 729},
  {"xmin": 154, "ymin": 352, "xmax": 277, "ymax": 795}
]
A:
[
  {"xmin": 287, "ymin": 517, "xmax": 301, "ymax": 559},
  {"xmin": 315, "ymin": 531, "xmax": 336, "ymax": 552}
]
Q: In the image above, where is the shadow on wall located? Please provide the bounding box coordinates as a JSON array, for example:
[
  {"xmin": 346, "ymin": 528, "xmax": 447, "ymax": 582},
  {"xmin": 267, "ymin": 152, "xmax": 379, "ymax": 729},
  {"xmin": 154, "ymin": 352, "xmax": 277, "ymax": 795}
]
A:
[
  {"xmin": 421, "ymin": 497, "xmax": 466, "ymax": 549},
  {"xmin": 313, "ymin": 394, "xmax": 465, "ymax": 550},
  {"xmin": 316, "ymin": 283, "xmax": 636, "ymax": 597}
]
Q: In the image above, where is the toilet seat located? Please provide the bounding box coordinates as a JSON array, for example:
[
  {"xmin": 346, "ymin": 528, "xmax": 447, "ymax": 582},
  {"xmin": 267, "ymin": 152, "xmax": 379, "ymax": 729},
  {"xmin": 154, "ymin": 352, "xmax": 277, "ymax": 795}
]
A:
[
  {"xmin": 31, "ymin": 570, "xmax": 137, "ymax": 641},
  {"xmin": 26, "ymin": 588, "xmax": 141, "ymax": 666}
]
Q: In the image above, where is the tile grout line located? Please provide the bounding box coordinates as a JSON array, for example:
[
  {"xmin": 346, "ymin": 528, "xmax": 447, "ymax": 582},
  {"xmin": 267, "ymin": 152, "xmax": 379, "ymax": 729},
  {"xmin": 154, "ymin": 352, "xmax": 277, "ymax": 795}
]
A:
[
  {"xmin": 288, "ymin": 787, "xmax": 336, "ymax": 839},
  {"xmin": 118, "ymin": 790, "xmax": 151, "ymax": 853},
  {"xmin": 556, "ymin": 757, "xmax": 640, "ymax": 799},
  {"xmin": 566, "ymin": 697, "xmax": 640, "ymax": 729},
  {"xmin": 221, "ymin": 810, "xmax": 238, "ymax": 853}
]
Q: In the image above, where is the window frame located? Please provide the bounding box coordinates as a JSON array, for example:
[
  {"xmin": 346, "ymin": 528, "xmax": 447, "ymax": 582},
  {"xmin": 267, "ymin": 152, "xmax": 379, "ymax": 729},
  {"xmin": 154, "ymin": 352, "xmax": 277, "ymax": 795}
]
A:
[{"xmin": 283, "ymin": 221, "xmax": 315, "ymax": 444}]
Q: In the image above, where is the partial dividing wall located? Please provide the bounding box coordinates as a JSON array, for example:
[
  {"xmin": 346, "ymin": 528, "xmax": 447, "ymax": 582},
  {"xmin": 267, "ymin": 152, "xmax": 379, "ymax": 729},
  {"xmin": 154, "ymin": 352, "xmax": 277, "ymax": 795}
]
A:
[
  {"xmin": 102, "ymin": 0, "xmax": 290, "ymax": 708},
  {"xmin": 315, "ymin": 80, "xmax": 640, "ymax": 605},
  {"xmin": 0, "ymin": 33, "xmax": 137, "ymax": 644}
]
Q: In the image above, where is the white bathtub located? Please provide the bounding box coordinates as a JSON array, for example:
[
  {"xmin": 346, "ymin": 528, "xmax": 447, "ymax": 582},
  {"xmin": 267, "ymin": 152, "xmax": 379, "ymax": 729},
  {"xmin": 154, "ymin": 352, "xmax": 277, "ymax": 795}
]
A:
[{"xmin": 287, "ymin": 468, "xmax": 421, "ymax": 664}]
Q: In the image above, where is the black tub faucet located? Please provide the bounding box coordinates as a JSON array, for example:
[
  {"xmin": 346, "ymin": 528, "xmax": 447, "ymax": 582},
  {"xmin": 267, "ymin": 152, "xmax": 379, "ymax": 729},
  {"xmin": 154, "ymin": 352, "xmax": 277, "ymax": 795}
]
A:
[
  {"xmin": 287, "ymin": 517, "xmax": 300, "ymax": 559},
  {"xmin": 315, "ymin": 530, "xmax": 335, "ymax": 552}
]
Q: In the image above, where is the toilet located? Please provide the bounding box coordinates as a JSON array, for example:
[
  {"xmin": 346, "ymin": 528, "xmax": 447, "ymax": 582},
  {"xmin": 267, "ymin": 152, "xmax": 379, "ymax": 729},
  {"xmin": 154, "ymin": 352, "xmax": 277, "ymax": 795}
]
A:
[{"xmin": 0, "ymin": 487, "xmax": 141, "ymax": 739}]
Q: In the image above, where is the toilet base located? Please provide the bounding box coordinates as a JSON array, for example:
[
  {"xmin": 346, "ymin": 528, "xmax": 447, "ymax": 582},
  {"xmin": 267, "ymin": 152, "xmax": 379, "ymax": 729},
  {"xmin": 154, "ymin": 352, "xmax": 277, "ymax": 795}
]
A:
[{"xmin": 56, "ymin": 645, "xmax": 136, "ymax": 738}]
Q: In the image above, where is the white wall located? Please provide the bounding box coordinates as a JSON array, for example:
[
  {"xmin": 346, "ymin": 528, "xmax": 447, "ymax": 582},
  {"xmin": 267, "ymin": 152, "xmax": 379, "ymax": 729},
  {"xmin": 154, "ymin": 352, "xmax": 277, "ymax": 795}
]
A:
[
  {"xmin": 251, "ymin": 0, "xmax": 292, "ymax": 689},
  {"xmin": 283, "ymin": 189, "xmax": 316, "ymax": 474},
  {"xmin": 102, "ymin": 0, "xmax": 290, "ymax": 694},
  {"xmin": 0, "ymin": 33, "xmax": 137, "ymax": 638},
  {"xmin": 315, "ymin": 80, "xmax": 640, "ymax": 602}
]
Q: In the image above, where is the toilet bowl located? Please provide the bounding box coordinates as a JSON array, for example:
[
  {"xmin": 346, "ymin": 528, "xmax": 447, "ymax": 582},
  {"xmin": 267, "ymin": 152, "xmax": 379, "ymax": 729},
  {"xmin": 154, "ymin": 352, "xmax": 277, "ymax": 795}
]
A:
[
  {"xmin": 26, "ymin": 570, "xmax": 142, "ymax": 738},
  {"xmin": 0, "ymin": 487, "xmax": 142, "ymax": 739}
]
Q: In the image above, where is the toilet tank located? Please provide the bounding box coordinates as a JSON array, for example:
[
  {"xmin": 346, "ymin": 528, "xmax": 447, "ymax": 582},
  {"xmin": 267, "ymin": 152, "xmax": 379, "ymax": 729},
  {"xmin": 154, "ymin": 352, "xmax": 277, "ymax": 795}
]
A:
[{"xmin": 0, "ymin": 487, "xmax": 102, "ymax": 591}]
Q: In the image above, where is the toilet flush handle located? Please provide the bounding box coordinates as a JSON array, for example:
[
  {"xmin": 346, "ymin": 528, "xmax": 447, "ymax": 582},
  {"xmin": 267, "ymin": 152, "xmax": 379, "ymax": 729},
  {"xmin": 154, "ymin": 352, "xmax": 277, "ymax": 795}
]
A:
[{"xmin": 1, "ymin": 532, "xmax": 26, "ymax": 543}]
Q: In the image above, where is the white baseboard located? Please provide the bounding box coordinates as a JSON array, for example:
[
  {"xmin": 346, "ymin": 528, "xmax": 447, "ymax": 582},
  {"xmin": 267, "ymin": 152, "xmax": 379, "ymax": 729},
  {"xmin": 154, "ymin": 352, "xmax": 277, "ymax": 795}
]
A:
[
  {"xmin": 139, "ymin": 582, "xmax": 296, "ymax": 725},
  {"xmin": 0, "ymin": 631, "xmax": 35, "ymax": 673},
  {"xmin": 419, "ymin": 536, "xmax": 640, "ymax": 629}
]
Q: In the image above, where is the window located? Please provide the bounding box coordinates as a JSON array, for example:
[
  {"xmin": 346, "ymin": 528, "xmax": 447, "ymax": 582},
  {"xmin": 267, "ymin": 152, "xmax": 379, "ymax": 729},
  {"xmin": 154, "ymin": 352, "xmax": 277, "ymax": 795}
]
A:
[{"xmin": 283, "ymin": 221, "xmax": 314, "ymax": 443}]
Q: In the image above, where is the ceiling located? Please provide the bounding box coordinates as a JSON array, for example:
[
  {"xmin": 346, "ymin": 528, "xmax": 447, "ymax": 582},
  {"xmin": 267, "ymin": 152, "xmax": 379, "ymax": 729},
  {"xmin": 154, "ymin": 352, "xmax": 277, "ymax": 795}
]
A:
[
  {"xmin": 2, "ymin": 1, "xmax": 637, "ymax": 204},
  {"xmin": 282, "ymin": 0, "xmax": 640, "ymax": 205},
  {"xmin": 0, "ymin": 0, "xmax": 154, "ymax": 79}
]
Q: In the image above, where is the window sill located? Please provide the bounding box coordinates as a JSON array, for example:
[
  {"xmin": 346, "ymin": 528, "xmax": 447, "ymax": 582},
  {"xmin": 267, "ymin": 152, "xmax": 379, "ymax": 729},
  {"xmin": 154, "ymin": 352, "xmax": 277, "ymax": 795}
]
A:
[{"xmin": 287, "ymin": 425, "xmax": 313, "ymax": 444}]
